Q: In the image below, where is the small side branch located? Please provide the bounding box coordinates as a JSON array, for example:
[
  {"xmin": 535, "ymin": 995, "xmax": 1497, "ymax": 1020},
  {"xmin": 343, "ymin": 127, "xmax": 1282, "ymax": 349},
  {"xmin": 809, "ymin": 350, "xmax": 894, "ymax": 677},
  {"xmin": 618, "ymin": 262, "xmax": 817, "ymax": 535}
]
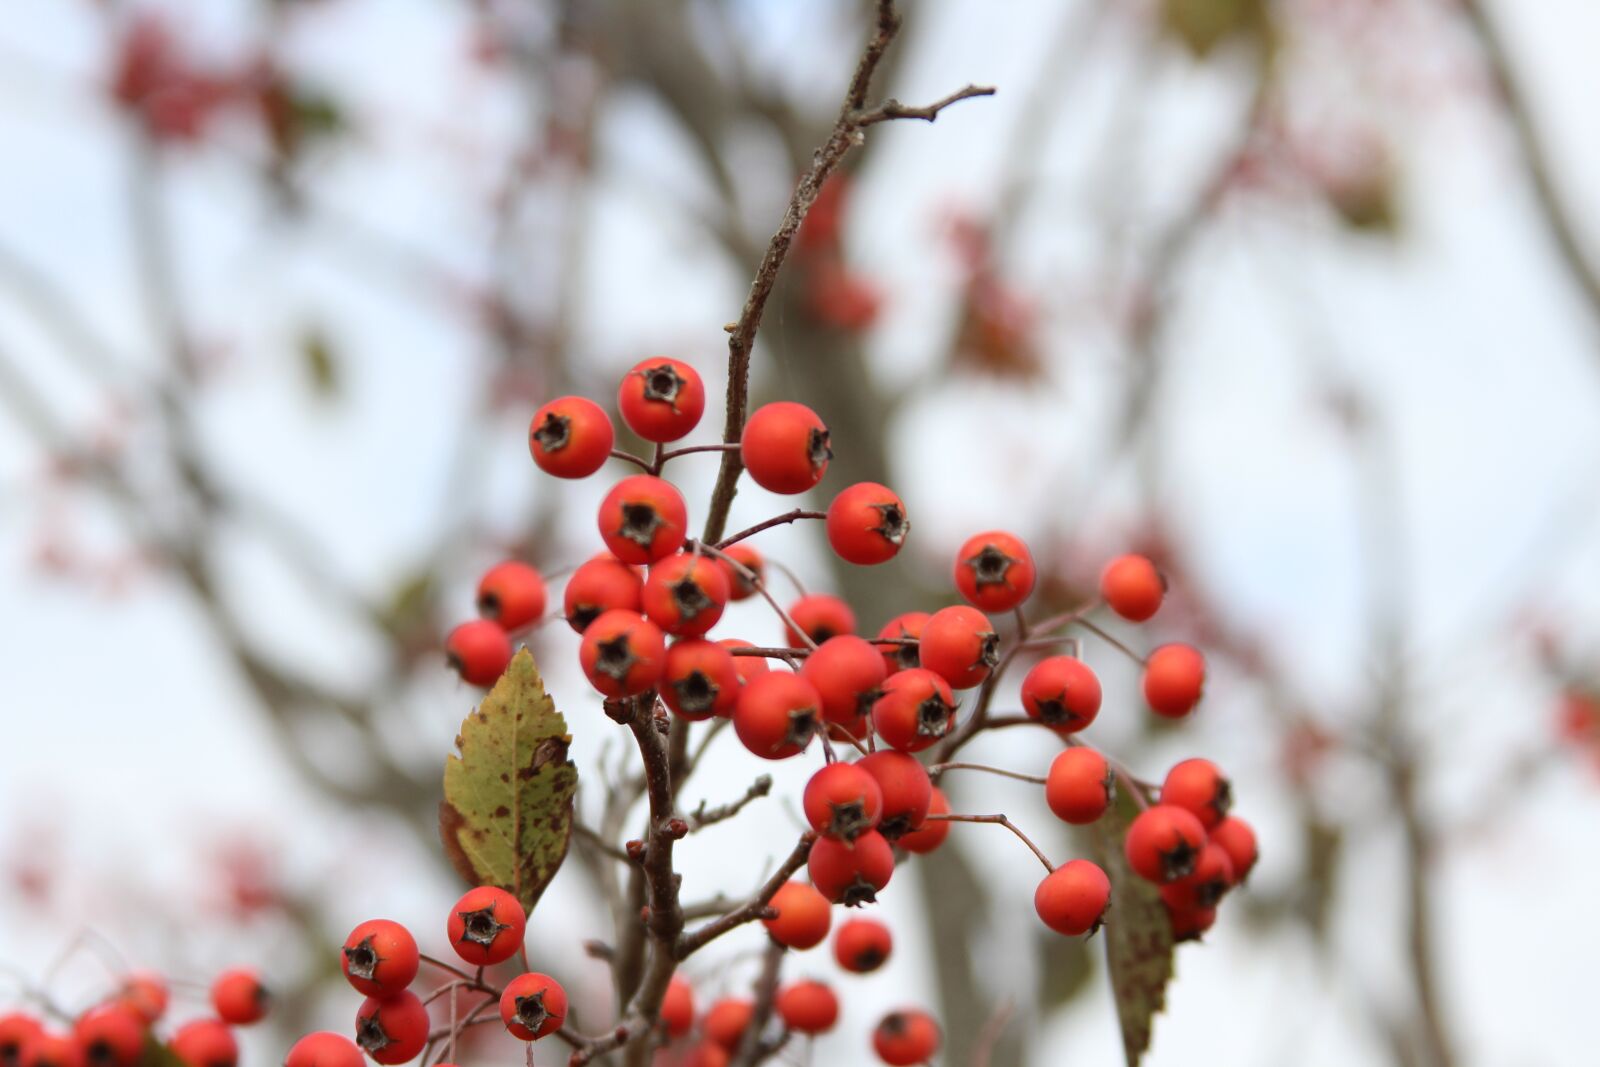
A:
[
  {"xmin": 678, "ymin": 834, "xmax": 816, "ymax": 957},
  {"xmin": 852, "ymin": 84, "xmax": 996, "ymax": 126},
  {"xmin": 689, "ymin": 775, "xmax": 773, "ymax": 831},
  {"xmin": 925, "ymin": 813, "xmax": 1055, "ymax": 873}
]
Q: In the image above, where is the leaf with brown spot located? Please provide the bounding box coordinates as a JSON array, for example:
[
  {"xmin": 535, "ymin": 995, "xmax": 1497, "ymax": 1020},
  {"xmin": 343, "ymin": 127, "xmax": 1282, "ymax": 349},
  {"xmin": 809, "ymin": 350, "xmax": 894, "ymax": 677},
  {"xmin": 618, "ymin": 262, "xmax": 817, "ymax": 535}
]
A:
[{"xmin": 440, "ymin": 649, "xmax": 577, "ymax": 914}]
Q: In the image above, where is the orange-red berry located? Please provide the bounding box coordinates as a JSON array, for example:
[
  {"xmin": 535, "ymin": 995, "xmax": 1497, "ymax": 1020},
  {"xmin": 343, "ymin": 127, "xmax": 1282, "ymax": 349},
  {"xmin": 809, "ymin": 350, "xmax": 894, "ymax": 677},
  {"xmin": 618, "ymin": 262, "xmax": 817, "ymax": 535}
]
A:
[
  {"xmin": 641, "ymin": 553, "xmax": 730, "ymax": 637},
  {"xmin": 897, "ymin": 787, "xmax": 950, "ymax": 854},
  {"xmin": 1045, "ymin": 747, "xmax": 1113, "ymax": 825},
  {"xmin": 875, "ymin": 612, "xmax": 928, "ymax": 674},
  {"xmin": 808, "ymin": 830, "xmax": 894, "ymax": 906},
  {"xmin": 775, "ymin": 980, "xmax": 839, "ymax": 1035},
  {"xmin": 1124, "ymin": 805, "xmax": 1208, "ymax": 884},
  {"xmin": 763, "ymin": 881, "xmax": 833, "ymax": 949},
  {"xmin": 476, "ymin": 561, "xmax": 547, "ymax": 631},
  {"xmin": 1100, "ymin": 554, "xmax": 1164, "ymax": 622},
  {"xmin": 918, "ymin": 606, "xmax": 997, "ymax": 690},
  {"xmin": 1034, "ymin": 859, "xmax": 1110, "ymax": 936},
  {"xmin": 563, "ymin": 553, "xmax": 643, "ymax": 634},
  {"xmin": 1167, "ymin": 902, "xmax": 1217, "ymax": 942},
  {"xmin": 734, "ymin": 671, "xmax": 821, "ymax": 759},
  {"xmin": 597, "ymin": 475, "xmax": 689, "ymax": 565},
  {"xmin": 116, "ymin": 972, "xmax": 168, "ymax": 1023},
  {"xmin": 784, "ymin": 594, "xmax": 856, "ymax": 647},
  {"xmin": 341, "ymin": 920, "xmax": 418, "ymax": 997},
  {"xmin": 681, "ymin": 1044, "xmax": 730, "ymax": 1067},
  {"xmin": 660, "ymin": 976, "xmax": 694, "ymax": 1039},
  {"xmin": 445, "ymin": 620, "xmax": 512, "ymax": 687},
  {"xmin": 802, "ymin": 762, "xmax": 884, "ymax": 842},
  {"xmin": 1142, "ymin": 643, "xmax": 1205, "ymax": 718},
  {"xmin": 1021, "ymin": 655, "xmax": 1102, "ymax": 732},
  {"xmin": 26, "ymin": 1032, "xmax": 83, "ymax": 1067},
  {"xmin": 871, "ymin": 668, "xmax": 956, "ymax": 753},
  {"xmin": 447, "ymin": 886, "xmax": 527, "ymax": 966},
  {"xmin": 826, "ymin": 483, "xmax": 909, "ymax": 565},
  {"xmin": 209, "ymin": 968, "xmax": 270, "ymax": 1026},
  {"xmin": 719, "ymin": 638, "xmax": 772, "ymax": 684},
  {"xmin": 499, "ymin": 973, "xmax": 566, "ymax": 1041},
  {"xmin": 857, "ymin": 751, "xmax": 932, "ymax": 839},
  {"xmin": 0, "ymin": 1014, "xmax": 43, "ymax": 1067},
  {"xmin": 284, "ymin": 1032, "xmax": 363, "ymax": 1067},
  {"xmin": 714, "ymin": 543, "xmax": 764, "ymax": 601},
  {"xmin": 833, "ymin": 917, "xmax": 892, "ymax": 973},
  {"xmin": 702, "ymin": 999, "xmax": 753, "ymax": 1051},
  {"xmin": 952, "ymin": 530, "xmax": 1035, "ymax": 613},
  {"xmin": 1160, "ymin": 758, "xmax": 1231, "ymax": 830},
  {"xmin": 73, "ymin": 1005, "xmax": 144, "ymax": 1067},
  {"xmin": 1159, "ymin": 843, "xmax": 1234, "ymax": 913},
  {"xmin": 801, "ymin": 635, "xmax": 888, "ymax": 725},
  {"xmin": 661, "ymin": 638, "xmax": 742, "ymax": 720},
  {"xmin": 872, "ymin": 1010, "xmax": 940, "ymax": 1066},
  {"xmin": 617, "ymin": 358, "xmax": 705, "ymax": 442},
  {"xmin": 579, "ymin": 609, "xmax": 667, "ymax": 697},
  {"xmin": 741, "ymin": 402, "xmax": 830, "ymax": 494},
  {"xmin": 529, "ymin": 396, "xmax": 613, "ymax": 479},
  {"xmin": 1209, "ymin": 816, "xmax": 1258, "ymax": 883},
  {"xmin": 170, "ymin": 1020, "xmax": 237, "ymax": 1067}
]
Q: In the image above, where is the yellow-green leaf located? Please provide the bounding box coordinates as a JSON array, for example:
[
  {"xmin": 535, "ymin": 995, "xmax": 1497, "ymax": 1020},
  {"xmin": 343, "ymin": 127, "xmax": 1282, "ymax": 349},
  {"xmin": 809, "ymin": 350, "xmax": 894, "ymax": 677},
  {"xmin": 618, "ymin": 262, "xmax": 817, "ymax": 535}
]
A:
[{"xmin": 440, "ymin": 649, "xmax": 577, "ymax": 914}]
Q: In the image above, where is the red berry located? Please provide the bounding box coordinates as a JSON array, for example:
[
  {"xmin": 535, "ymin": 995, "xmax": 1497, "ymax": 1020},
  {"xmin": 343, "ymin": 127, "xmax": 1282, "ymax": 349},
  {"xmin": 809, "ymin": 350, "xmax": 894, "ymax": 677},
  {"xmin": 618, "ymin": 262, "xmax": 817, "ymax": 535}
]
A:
[
  {"xmin": 1124, "ymin": 805, "xmax": 1208, "ymax": 884},
  {"xmin": 719, "ymin": 638, "xmax": 772, "ymax": 684},
  {"xmin": 209, "ymin": 968, "xmax": 270, "ymax": 1026},
  {"xmin": 715, "ymin": 543, "xmax": 764, "ymax": 601},
  {"xmin": 499, "ymin": 973, "xmax": 566, "ymax": 1041},
  {"xmin": 477, "ymin": 561, "xmax": 547, "ymax": 631},
  {"xmin": 170, "ymin": 1020, "xmax": 237, "ymax": 1067},
  {"xmin": 563, "ymin": 553, "xmax": 643, "ymax": 633},
  {"xmin": 875, "ymin": 612, "xmax": 929, "ymax": 674},
  {"xmin": 952, "ymin": 530, "xmax": 1036, "ymax": 613},
  {"xmin": 734, "ymin": 672, "xmax": 821, "ymax": 760},
  {"xmin": 763, "ymin": 881, "xmax": 833, "ymax": 949},
  {"xmin": 775, "ymin": 980, "xmax": 839, "ymax": 1035},
  {"xmin": 1159, "ymin": 843, "xmax": 1234, "ymax": 913},
  {"xmin": 826, "ymin": 483, "xmax": 909, "ymax": 565},
  {"xmin": 1209, "ymin": 816, "xmax": 1258, "ymax": 883},
  {"xmin": 1034, "ymin": 859, "xmax": 1111, "ymax": 936},
  {"xmin": 445, "ymin": 620, "xmax": 512, "ymax": 687},
  {"xmin": 802, "ymin": 762, "xmax": 884, "ymax": 842},
  {"xmin": 801, "ymin": 635, "xmax": 888, "ymax": 725},
  {"xmin": 702, "ymin": 999, "xmax": 752, "ymax": 1051},
  {"xmin": 285, "ymin": 1032, "xmax": 364, "ymax": 1067},
  {"xmin": 1021, "ymin": 655, "xmax": 1102, "ymax": 732},
  {"xmin": 833, "ymin": 917, "xmax": 892, "ymax": 973},
  {"xmin": 784, "ymin": 594, "xmax": 856, "ymax": 647},
  {"xmin": 661, "ymin": 638, "xmax": 742, "ymax": 720},
  {"xmin": 808, "ymin": 830, "xmax": 894, "ymax": 906},
  {"xmin": 740, "ymin": 402, "xmax": 831, "ymax": 494},
  {"xmin": 641, "ymin": 552, "xmax": 731, "ymax": 636},
  {"xmin": 598, "ymin": 475, "xmax": 689, "ymax": 565},
  {"xmin": 1045, "ymin": 747, "xmax": 1113, "ymax": 825},
  {"xmin": 1142, "ymin": 643, "xmax": 1205, "ymax": 718},
  {"xmin": 579, "ymin": 610, "xmax": 667, "ymax": 697},
  {"xmin": 1160, "ymin": 758, "xmax": 1232, "ymax": 830},
  {"xmin": 73, "ymin": 1006, "xmax": 143, "ymax": 1067},
  {"xmin": 617, "ymin": 357, "xmax": 705, "ymax": 442},
  {"xmin": 918, "ymin": 606, "xmax": 997, "ymax": 690},
  {"xmin": 897, "ymin": 787, "xmax": 950, "ymax": 854},
  {"xmin": 447, "ymin": 886, "xmax": 527, "ymax": 965},
  {"xmin": 857, "ymin": 751, "xmax": 932, "ymax": 839},
  {"xmin": 681, "ymin": 1044, "xmax": 731, "ymax": 1067},
  {"xmin": 1167, "ymin": 902, "xmax": 1217, "ymax": 942},
  {"xmin": 341, "ymin": 920, "xmax": 418, "ymax": 997},
  {"xmin": 660, "ymin": 976, "xmax": 694, "ymax": 1039},
  {"xmin": 1100, "ymin": 554, "xmax": 1164, "ymax": 621},
  {"xmin": 529, "ymin": 396, "xmax": 613, "ymax": 479},
  {"xmin": 0, "ymin": 1014, "xmax": 43, "ymax": 1067},
  {"xmin": 26, "ymin": 1032, "xmax": 83, "ymax": 1067},
  {"xmin": 871, "ymin": 668, "xmax": 956, "ymax": 753},
  {"xmin": 116, "ymin": 972, "xmax": 168, "ymax": 1023},
  {"xmin": 872, "ymin": 1010, "xmax": 941, "ymax": 1066}
]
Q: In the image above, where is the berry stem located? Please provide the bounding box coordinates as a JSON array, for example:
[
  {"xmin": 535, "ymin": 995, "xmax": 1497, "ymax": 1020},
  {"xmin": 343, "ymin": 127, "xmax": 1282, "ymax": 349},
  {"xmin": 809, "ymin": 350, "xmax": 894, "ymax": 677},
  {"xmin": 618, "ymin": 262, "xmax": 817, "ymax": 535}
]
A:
[
  {"xmin": 1072, "ymin": 617, "xmax": 1147, "ymax": 666},
  {"xmin": 928, "ymin": 761, "xmax": 1047, "ymax": 785},
  {"xmin": 924, "ymin": 813, "xmax": 1056, "ymax": 873},
  {"xmin": 687, "ymin": 540, "xmax": 819, "ymax": 650},
  {"xmin": 417, "ymin": 953, "xmax": 479, "ymax": 984},
  {"xmin": 676, "ymin": 833, "xmax": 816, "ymax": 956},
  {"xmin": 658, "ymin": 442, "xmax": 741, "ymax": 463},
  {"xmin": 715, "ymin": 508, "xmax": 828, "ymax": 550},
  {"xmin": 688, "ymin": 774, "xmax": 774, "ymax": 832},
  {"xmin": 725, "ymin": 644, "xmax": 812, "ymax": 658},
  {"xmin": 608, "ymin": 448, "xmax": 652, "ymax": 472}
]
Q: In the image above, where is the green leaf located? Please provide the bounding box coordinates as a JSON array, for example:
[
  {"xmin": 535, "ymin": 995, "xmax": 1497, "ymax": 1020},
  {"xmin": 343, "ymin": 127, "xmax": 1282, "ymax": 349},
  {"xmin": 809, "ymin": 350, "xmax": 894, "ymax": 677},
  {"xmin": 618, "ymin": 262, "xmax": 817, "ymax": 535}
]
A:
[
  {"xmin": 139, "ymin": 1037, "xmax": 188, "ymax": 1067},
  {"xmin": 1091, "ymin": 788, "xmax": 1176, "ymax": 1067},
  {"xmin": 298, "ymin": 326, "xmax": 339, "ymax": 398},
  {"xmin": 440, "ymin": 649, "xmax": 578, "ymax": 914}
]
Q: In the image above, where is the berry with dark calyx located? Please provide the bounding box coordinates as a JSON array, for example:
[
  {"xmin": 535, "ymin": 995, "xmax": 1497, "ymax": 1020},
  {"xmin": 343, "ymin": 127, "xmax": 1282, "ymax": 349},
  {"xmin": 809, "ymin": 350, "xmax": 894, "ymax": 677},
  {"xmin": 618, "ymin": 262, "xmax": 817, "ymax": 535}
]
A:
[
  {"xmin": 476, "ymin": 561, "xmax": 547, "ymax": 631},
  {"xmin": 72, "ymin": 1005, "xmax": 143, "ymax": 1067},
  {"xmin": 896, "ymin": 787, "xmax": 950, "ymax": 854},
  {"xmin": 918, "ymin": 605, "xmax": 998, "ymax": 690},
  {"xmin": 209, "ymin": 968, "xmax": 270, "ymax": 1026},
  {"xmin": 579, "ymin": 610, "xmax": 666, "ymax": 697},
  {"xmin": 641, "ymin": 552, "xmax": 731, "ymax": 637},
  {"xmin": 833, "ymin": 917, "xmax": 892, "ymax": 973},
  {"xmin": 660, "ymin": 976, "xmax": 694, "ymax": 1039},
  {"xmin": 1142, "ymin": 643, "xmax": 1206, "ymax": 718},
  {"xmin": 826, "ymin": 482, "xmax": 909, "ymax": 565},
  {"xmin": 597, "ymin": 475, "xmax": 689, "ymax": 565},
  {"xmin": 1167, "ymin": 902, "xmax": 1217, "ymax": 943},
  {"xmin": 740, "ymin": 401, "xmax": 831, "ymax": 494},
  {"xmin": 1034, "ymin": 859, "xmax": 1111, "ymax": 936},
  {"xmin": 1045, "ymin": 747, "xmax": 1114, "ymax": 825},
  {"xmin": 498, "ymin": 973, "xmax": 566, "ymax": 1041},
  {"xmin": 447, "ymin": 886, "xmax": 527, "ymax": 966},
  {"xmin": 1210, "ymin": 816, "xmax": 1259, "ymax": 883},
  {"xmin": 661, "ymin": 638, "xmax": 741, "ymax": 720},
  {"xmin": 1160, "ymin": 843, "xmax": 1234, "ymax": 913},
  {"xmin": 355, "ymin": 993, "xmax": 428, "ymax": 1065},
  {"xmin": 170, "ymin": 1020, "xmax": 238, "ymax": 1067},
  {"xmin": 872, "ymin": 1009, "xmax": 941, "ymax": 1066},
  {"xmin": 1124, "ymin": 805, "xmax": 1208, "ymax": 884},
  {"xmin": 1100, "ymin": 553, "xmax": 1164, "ymax": 622},
  {"xmin": 617, "ymin": 357, "xmax": 705, "ymax": 442},
  {"xmin": 0, "ymin": 1013, "xmax": 43, "ymax": 1067},
  {"xmin": 801, "ymin": 635, "xmax": 888, "ymax": 725},
  {"xmin": 714, "ymin": 543, "xmax": 764, "ymax": 601},
  {"xmin": 1161, "ymin": 758, "xmax": 1232, "ymax": 830},
  {"xmin": 808, "ymin": 830, "xmax": 894, "ymax": 906},
  {"xmin": 284, "ymin": 1032, "xmax": 364, "ymax": 1067},
  {"xmin": 702, "ymin": 999, "xmax": 753, "ymax": 1051},
  {"xmin": 875, "ymin": 612, "xmax": 928, "ymax": 674},
  {"xmin": 563, "ymin": 553, "xmax": 643, "ymax": 634},
  {"xmin": 857, "ymin": 751, "xmax": 932, "ymax": 840},
  {"xmin": 719, "ymin": 638, "xmax": 772, "ymax": 684},
  {"xmin": 952, "ymin": 530, "xmax": 1036, "ymax": 613},
  {"xmin": 784, "ymin": 594, "xmax": 856, "ymax": 647},
  {"xmin": 734, "ymin": 672, "xmax": 822, "ymax": 760},
  {"xmin": 340, "ymin": 920, "xmax": 418, "ymax": 996},
  {"xmin": 871, "ymin": 668, "xmax": 956, "ymax": 753},
  {"xmin": 116, "ymin": 972, "xmax": 168, "ymax": 1023},
  {"xmin": 802, "ymin": 762, "xmax": 884, "ymax": 842},
  {"xmin": 762, "ymin": 881, "xmax": 833, "ymax": 949},
  {"xmin": 528, "ymin": 396, "xmax": 613, "ymax": 479},
  {"xmin": 444, "ymin": 620, "xmax": 512, "ymax": 687},
  {"xmin": 775, "ymin": 981, "xmax": 839, "ymax": 1035},
  {"xmin": 25, "ymin": 1032, "xmax": 83, "ymax": 1067},
  {"xmin": 1021, "ymin": 655, "xmax": 1102, "ymax": 732}
]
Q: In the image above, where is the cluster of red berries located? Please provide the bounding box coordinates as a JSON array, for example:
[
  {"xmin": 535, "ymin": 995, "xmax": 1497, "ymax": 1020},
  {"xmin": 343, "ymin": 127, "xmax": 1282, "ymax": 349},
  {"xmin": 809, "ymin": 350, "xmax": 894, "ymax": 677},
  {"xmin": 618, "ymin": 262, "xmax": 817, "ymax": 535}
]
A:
[{"xmin": 0, "ymin": 966, "xmax": 268, "ymax": 1067}]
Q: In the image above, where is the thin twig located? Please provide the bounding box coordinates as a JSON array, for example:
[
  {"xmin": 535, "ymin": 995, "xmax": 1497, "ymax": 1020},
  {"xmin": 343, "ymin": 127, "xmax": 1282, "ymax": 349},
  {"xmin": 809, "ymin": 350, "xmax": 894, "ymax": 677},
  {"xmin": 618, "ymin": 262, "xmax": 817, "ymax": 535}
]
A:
[{"xmin": 925, "ymin": 813, "xmax": 1055, "ymax": 872}]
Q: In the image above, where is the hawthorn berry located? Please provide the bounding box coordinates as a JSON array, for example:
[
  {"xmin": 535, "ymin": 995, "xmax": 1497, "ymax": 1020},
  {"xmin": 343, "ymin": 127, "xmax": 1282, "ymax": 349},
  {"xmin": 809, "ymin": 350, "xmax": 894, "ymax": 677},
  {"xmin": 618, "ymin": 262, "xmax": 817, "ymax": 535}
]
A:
[
  {"xmin": 826, "ymin": 482, "xmax": 909, "ymax": 565},
  {"xmin": 116, "ymin": 972, "xmax": 168, "ymax": 1023},
  {"xmin": 528, "ymin": 396, "xmax": 613, "ymax": 479},
  {"xmin": 871, "ymin": 668, "xmax": 956, "ymax": 752},
  {"xmin": 1045, "ymin": 747, "xmax": 1113, "ymax": 825},
  {"xmin": 918, "ymin": 605, "xmax": 998, "ymax": 690},
  {"xmin": 784, "ymin": 593, "xmax": 856, "ymax": 647},
  {"xmin": 1167, "ymin": 902, "xmax": 1217, "ymax": 943},
  {"xmin": 801, "ymin": 635, "xmax": 888, "ymax": 725},
  {"xmin": 952, "ymin": 530, "xmax": 1036, "ymax": 613},
  {"xmin": 1034, "ymin": 859, "xmax": 1111, "ymax": 936},
  {"xmin": 1021, "ymin": 655, "xmax": 1102, "ymax": 732},
  {"xmin": 1142, "ymin": 643, "xmax": 1206, "ymax": 718},
  {"xmin": 1100, "ymin": 553, "xmax": 1164, "ymax": 622},
  {"xmin": 734, "ymin": 671, "xmax": 822, "ymax": 760},
  {"xmin": 444, "ymin": 620, "xmax": 512, "ymax": 688},
  {"xmin": 72, "ymin": 1005, "xmax": 144, "ymax": 1067},
  {"xmin": 284, "ymin": 1033, "xmax": 364, "ymax": 1067},
  {"xmin": 447, "ymin": 886, "xmax": 527, "ymax": 966},
  {"xmin": 740, "ymin": 401, "xmax": 831, "ymax": 494},
  {"xmin": 681, "ymin": 1044, "xmax": 731, "ymax": 1067},
  {"xmin": 661, "ymin": 638, "xmax": 742, "ymax": 720},
  {"xmin": 598, "ymin": 475, "xmax": 689, "ymax": 565},
  {"xmin": 209, "ymin": 968, "xmax": 269, "ymax": 1026},
  {"xmin": 763, "ymin": 881, "xmax": 833, "ymax": 949},
  {"xmin": 498, "ymin": 973, "xmax": 566, "ymax": 1041},
  {"xmin": 578, "ymin": 609, "xmax": 667, "ymax": 697},
  {"xmin": 872, "ymin": 1010, "xmax": 941, "ymax": 1066},
  {"xmin": 857, "ymin": 751, "xmax": 932, "ymax": 839},
  {"xmin": 1160, "ymin": 843, "xmax": 1234, "ymax": 913},
  {"xmin": 719, "ymin": 638, "xmax": 772, "ymax": 684},
  {"xmin": 25, "ymin": 1032, "xmax": 83, "ymax": 1067},
  {"xmin": 775, "ymin": 980, "xmax": 839, "ymax": 1035},
  {"xmin": 897, "ymin": 787, "xmax": 951, "ymax": 854},
  {"xmin": 702, "ymin": 999, "xmax": 753, "ymax": 1051},
  {"xmin": 641, "ymin": 552, "xmax": 730, "ymax": 636},
  {"xmin": 170, "ymin": 1020, "xmax": 238, "ymax": 1067},
  {"xmin": 0, "ymin": 1014, "xmax": 42, "ymax": 1067},
  {"xmin": 617, "ymin": 357, "xmax": 705, "ymax": 442},
  {"xmin": 1160, "ymin": 757, "xmax": 1232, "ymax": 830},
  {"xmin": 355, "ymin": 992, "xmax": 427, "ymax": 1065},
  {"xmin": 875, "ymin": 612, "xmax": 928, "ymax": 673},
  {"xmin": 1209, "ymin": 816, "xmax": 1258, "ymax": 883},
  {"xmin": 476, "ymin": 561, "xmax": 547, "ymax": 631},
  {"xmin": 563, "ymin": 553, "xmax": 642, "ymax": 633},
  {"xmin": 808, "ymin": 830, "xmax": 894, "ymax": 906},
  {"xmin": 715, "ymin": 543, "xmax": 764, "ymax": 600},
  {"xmin": 340, "ymin": 919, "xmax": 419, "ymax": 997},
  {"xmin": 802, "ymin": 762, "xmax": 884, "ymax": 842},
  {"xmin": 833, "ymin": 916, "xmax": 892, "ymax": 973},
  {"xmin": 1124, "ymin": 804, "xmax": 1208, "ymax": 884},
  {"xmin": 660, "ymin": 976, "xmax": 694, "ymax": 1039}
]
